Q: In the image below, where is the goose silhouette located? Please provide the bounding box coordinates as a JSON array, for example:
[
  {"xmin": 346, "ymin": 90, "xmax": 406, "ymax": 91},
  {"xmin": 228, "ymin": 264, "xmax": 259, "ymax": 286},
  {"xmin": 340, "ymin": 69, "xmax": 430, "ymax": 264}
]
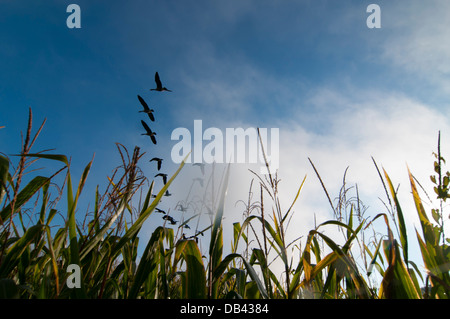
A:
[
  {"xmin": 150, "ymin": 157, "xmax": 163, "ymax": 170},
  {"xmin": 162, "ymin": 215, "xmax": 177, "ymax": 225},
  {"xmin": 155, "ymin": 173, "xmax": 168, "ymax": 185},
  {"xmin": 141, "ymin": 120, "xmax": 157, "ymax": 144},
  {"xmin": 137, "ymin": 95, "xmax": 155, "ymax": 121},
  {"xmin": 151, "ymin": 72, "xmax": 172, "ymax": 92},
  {"xmin": 155, "ymin": 207, "xmax": 166, "ymax": 214},
  {"xmin": 164, "ymin": 190, "xmax": 172, "ymax": 197}
]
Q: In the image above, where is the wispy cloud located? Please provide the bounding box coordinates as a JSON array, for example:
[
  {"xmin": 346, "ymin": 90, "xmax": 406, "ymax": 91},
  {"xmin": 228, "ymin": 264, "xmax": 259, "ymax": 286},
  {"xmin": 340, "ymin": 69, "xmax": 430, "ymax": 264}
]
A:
[{"xmin": 376, "ymin": 1, "xmax": 450, "ymax": 98}]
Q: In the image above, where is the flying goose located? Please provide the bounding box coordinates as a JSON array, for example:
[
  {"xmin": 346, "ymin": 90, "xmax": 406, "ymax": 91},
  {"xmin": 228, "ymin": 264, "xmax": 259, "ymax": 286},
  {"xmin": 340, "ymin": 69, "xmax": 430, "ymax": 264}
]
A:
[
  {"xmin": 141, "ymin": 120, "xmax": 157, "ymax": 144},
  {"xmin": 150, "ymin": 72, "xmax": 172, "ymax": 92},
  {"xmin": 150, "ymin": 157, "xmax": 163, "ymax": 170},
  {"xmin": 155, "ymin": 207, "xmax": 166, "ymax": 214},
  {"xmin": 137, "ymin": 95, "xmax": 155, "ymax": 121},
  {"xmin": 163, "ymin": 215, "xmax": 177, "ymax": 225},
  {"xmin": 155, "ymin": 173, "xmax": 168, "ymax": 185}
]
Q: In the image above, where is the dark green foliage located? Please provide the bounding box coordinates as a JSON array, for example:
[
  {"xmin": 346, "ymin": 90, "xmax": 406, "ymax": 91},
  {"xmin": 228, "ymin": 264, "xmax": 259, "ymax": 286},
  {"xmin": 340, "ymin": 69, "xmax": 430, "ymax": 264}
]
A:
[{"xmin": 0, "ymin": 110, "xmax": 448, "ymax": 299}]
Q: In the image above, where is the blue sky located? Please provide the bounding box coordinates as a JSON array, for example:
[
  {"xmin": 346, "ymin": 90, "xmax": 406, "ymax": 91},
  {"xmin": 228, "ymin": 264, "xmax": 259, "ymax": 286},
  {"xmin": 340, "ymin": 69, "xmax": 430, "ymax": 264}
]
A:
[{"xmin": 1, "ymin": 1, "xmax": 450, "ymax": 281}]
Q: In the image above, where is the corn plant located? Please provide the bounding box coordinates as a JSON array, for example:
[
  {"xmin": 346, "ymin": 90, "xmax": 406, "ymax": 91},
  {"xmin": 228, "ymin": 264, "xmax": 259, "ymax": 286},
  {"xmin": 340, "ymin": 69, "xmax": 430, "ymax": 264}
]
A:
[
  {"xmin": 1, "ymin": 109, "xmax": 448, "ymax": 299},
  {"xmin": 0, "ymin": 109, "xmax": 192, "ymax": 298}
]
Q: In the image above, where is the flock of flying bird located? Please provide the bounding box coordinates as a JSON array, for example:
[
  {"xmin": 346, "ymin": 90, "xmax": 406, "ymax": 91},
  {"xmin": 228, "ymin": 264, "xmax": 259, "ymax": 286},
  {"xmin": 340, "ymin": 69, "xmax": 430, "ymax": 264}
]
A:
[
  {"xmin": 139, "ymin": 72, "xmax": 172, "ymax": 145},
  {"xmin": 137, "ymin": 72, "xmax": 205, "ymax": 239},
  {"xmin": 137, "ymin": 72, "xmax": 175, "ymax": 223}
]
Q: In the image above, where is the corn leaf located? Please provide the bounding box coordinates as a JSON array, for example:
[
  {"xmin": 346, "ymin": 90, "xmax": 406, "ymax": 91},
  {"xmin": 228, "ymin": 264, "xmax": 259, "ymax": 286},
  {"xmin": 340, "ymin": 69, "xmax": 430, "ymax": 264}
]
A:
[
  {"xmin": 114, "ymin": 156, "xmax": 188, "ymax": 256},
  {"xmin": 213, "ymin": 253, "xmax": 269, "ymax": 299},
  {"xmin": 0, "ymin": 279, "xmax": 20, "ymax": 299},
  {"xmin": 1, "ymin": 176, "xmax": 50, "ymax": 222},
  {"xmin": 282, "ymin": 174, "xmax": 307, "ymax": 223},
  {"xmin": 384, "ymin": 169, "xmax": 409, "ymax": 264},
  {"xmin": 209, "ymin": 164, "xmax": 230, "ymax": 298},
  {"xmin": 128, "ymin": 226, "xmax": 164, "ymax": 299},
  {"xmin": 408, "ymin": 168, "xmax": 437, "ymax": 245},
  {"xmin": 183, "ymin": 239, "xmax": 207, "ymax": 299},
  {"xmin": 0, "ymin": 155, "xmax": 9, "ymax": 206},
  {"xmin": 0, "ymin": 224, "xmax": 45, "ymax": 278}
]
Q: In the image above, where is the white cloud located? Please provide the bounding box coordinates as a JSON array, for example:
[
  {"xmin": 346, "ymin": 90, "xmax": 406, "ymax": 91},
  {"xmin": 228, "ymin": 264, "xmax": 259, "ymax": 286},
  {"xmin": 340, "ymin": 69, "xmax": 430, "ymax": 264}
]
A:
[
  {"xmin": 279, "ymin": 87, "xmax": 447, "ymax": 209},
  {"xmin": 163, "ymin": 85, "xmax": 450, "ymax": 278},
  {"xmin": 159, "ymin": 44, "xmax": 450, "ymax": 274},
  {"xmin": 267, "ymin": 88, "xmax": 450, "ymax": 275},
  {"xmin": 135, "ymin": 0, "xmax": 450, "ymax": 279},
  {"xmin": 378, "ymin": 1, "xmax": 450, "ymax": 96}
]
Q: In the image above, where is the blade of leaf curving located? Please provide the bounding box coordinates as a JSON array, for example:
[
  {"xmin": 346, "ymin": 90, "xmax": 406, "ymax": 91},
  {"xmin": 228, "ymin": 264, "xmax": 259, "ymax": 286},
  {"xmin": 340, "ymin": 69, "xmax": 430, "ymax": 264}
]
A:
[
  {"xmin": 183, "ymin": 239, "xmax": 207, "ymax": 299},
  {"xmin": 282, "ymin": 174, "xmax": 307, "ymax": 223},
  {"xmin": 0, "ymin": 155, "xmax": 9, "ymax": 205},
  {"xmin": 209, "ymin": 164, "xmax": 230, "ymax": 298},
  {"xmin": 0, "ymin": 224, "xmax": 45, "ymax": 278},
  {"xmin": 128, "ymin": 226, "xmax": 165, "ymax": 299},
  {"xmin": 111, "ymin": 155, "xmax": 188, "ymax": 259},
  {"xmin": 384, "ymin": 168, "xmax": 408, "ymax": 264},
  {"xmin": 213, "ymin": 253, "xmax": 269, "ymax": 299},
  {"xmin": 1, "ymin": 176, "xmax": 50, "ymax": 222}
]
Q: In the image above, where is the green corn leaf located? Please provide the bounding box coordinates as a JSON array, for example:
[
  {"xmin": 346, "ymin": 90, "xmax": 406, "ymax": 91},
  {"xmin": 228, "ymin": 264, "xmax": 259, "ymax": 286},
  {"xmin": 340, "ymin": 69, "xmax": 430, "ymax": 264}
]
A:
[
  {"xmin": 250, "ymin": 248, "xmax": 280, "ymax": 298},
  {"xmin": 380, "ymin": 237, "xmax": 421, "ymax": 299},
  {"xmin": 318, "ymin": 220, "xmax": 357, "ymax": 235},
  {"xmin": 78, "ymin": 183, "xmax": 153, "ymax": 261},
  {"xmin": 384, "ymin": 169, "xmax": 409, "ymax": 264},
  {"xmin": 0, "ymin": 279, "xmax": 20, "ymax": 299},
  {"xmin": 367, "ymin": 238, "xmax": 383, "ymax": 277},
  {"xmin": 112, "ymin": 156, "xmax": 188, "ymax": 258},
  {"xmin": 213, "ymin": 253, "xmax": 269, "ymax": 299},
  {"xmin": 342, "ymin": 219, "xmax": 366, "ymax": 254},
  {"xmin": 310, "ymin": 230, "xmax": 371, "ymax": 299},
  {"xmin": 173, "ymin": 238, "xmax": 189, "ymax": 270},
  {"xmin": 311, "ymin": 251, "xmax": 339, "ymax": 281},
  {"xmin": 0, "ymin": 224, "xmax": 45, "ymax": 278},
  {"xmin": 408, "ymin": 168, "xmax": 436, "ymax": 245},
  {"xmin": 183, "ymin": 239, "xmax": 207, "ymax": 299},
  {"xmin": 80, "ymin": 154, "xmax": 187, "ymax": 263},
  {"xmin": 65, "ymin": 159, "xmax": 93, "ymax": 299},
  {"xmin": 416, "ymin": 231, "xmax": 441, "ymax": 291},
  {"xmin": 232, "ymin": 222, "xmax": 244, "ymax": 254},
  {"xmin": 128, "ymin": 226, "xmax": 165, "ymax": 299},
  {"xmin": 209, "ymin": 164, "xmax": 230, "ymax": 270},
  {"xmin": 347, "ymin": 205, "xmax": 354, "ymax": 240},
  {"xmin": 16, "ymin": 153, "xmax": 69, "ymax": 166},
  {"xmin": 0, "ymin": 155, "xmax": 9, "ymax": 206},
  {"xmin": 1, "ymin": 176, "xmax": 50, "ymax": 222},
  {"xmin": 208, "ymin": 164, "xmax": 230, "ymax": 298},
  {"xmin": 282, "ymin": 174, "xmax": 306, "ymax": 223},
  {"xmin": 240, "ymin": 215, "xmax": 284, "ymax": 262}
]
